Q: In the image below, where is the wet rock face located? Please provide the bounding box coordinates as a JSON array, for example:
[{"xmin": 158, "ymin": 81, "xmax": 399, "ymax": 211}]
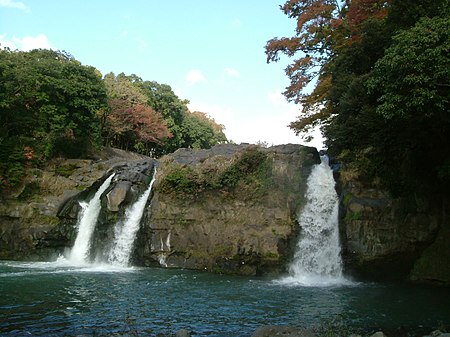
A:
[
  {"xmin": 0, "ymin": 149, "xmax": 154, "ymax": 260},
  {"xmin": 56, "ymin": 158, "xmax": 156, "ymax": 261},
  {"xmin": 137, "ymin": 144, "xmax": 319, "ymax": 275},
  {"xmin": 338, "ymin": 177, "xmax": 449, "ymax": 283},
  {"xmin": 106, "ymin": 181, "xmax": 132, "ymax": 212},
  {"xmin": 0, "ymin": 144, "xmax": 319, "ymax": 276}
]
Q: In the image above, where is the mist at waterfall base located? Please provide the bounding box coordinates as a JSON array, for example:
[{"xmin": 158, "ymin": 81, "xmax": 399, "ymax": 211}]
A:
[{"xmin": 2, "ymin": 163, "xmax": 450, "ymax": 336}]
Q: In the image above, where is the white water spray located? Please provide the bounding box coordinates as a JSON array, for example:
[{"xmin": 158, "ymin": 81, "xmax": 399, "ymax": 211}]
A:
[
  {"xmin": 281, "ymin": 156, "xmax": 347, "ymax": 286},
  {"xmin": 108, "ymin": 170, "xmax": 156, "ymax": 267},
  {"xmin": 68, "ymin": 173, "xmax": 115, "ymax": 265},
  {"xmin": 157, "ymin": 231, "xmax": 171, "ymax": 267}
]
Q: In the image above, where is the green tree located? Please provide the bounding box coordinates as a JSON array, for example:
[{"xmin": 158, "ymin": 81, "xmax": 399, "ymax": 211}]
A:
[
  {"xmin": 182, "ymin": 111, "xmax": 227, "ymax": 149},
  {"xmin": 139, "ymin": 81, "xmax": 188, "ymax": 154},
  {"xmin": 266, "ymin": 0, "xmax": 450, "ymax": 194},
  {"xmin": 0, "ymin": 48, "xmax": 106, "ymax": 190},
  {"xmin": 139, "ymin": 81, "xmax": 228, "ymax": 155},
  {"xmin": 367, "ymin": 16, "xmax": 450, "ymax": 190}
]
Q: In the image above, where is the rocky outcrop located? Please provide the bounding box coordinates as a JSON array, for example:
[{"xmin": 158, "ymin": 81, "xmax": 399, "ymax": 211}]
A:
[
  {"xmin": 55, "ymin": 157, "xmax": 156, "ymax": 261},
  {"xmin": 136, "ymin": 144, "xmax": 319, "ymax": 275},
  {"xmin": 0, "ymin": 144, "xmax": 318, "ymax": 275},
  {"xmin": 338, "ymin": 173, "xmax": 450, "ymax": 284},
  {"xmin": 0, "ymin": 148, "xmax": 152, "ymax": 260}
]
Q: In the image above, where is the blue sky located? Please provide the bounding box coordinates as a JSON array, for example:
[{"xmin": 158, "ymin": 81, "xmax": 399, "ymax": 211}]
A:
[{"xmin": 0, "ymin": 0, "xmax": 324, "ymax": 148}]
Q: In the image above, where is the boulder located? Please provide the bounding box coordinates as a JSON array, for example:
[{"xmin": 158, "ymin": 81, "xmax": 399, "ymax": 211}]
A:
[
  {"xmin": 174, "ymin": 329, "xmax": 191, "ymax": 337},
  {"xmin": 106, "ymin": 181, "xmax": 132, "ymax": 211},
  {"xmin": 252, "ymin": 325, "xmax": 316, "ymax": 337},
  {"xmin": 370, "ymin": 332, "xmax": 386, "ymax": 337}
]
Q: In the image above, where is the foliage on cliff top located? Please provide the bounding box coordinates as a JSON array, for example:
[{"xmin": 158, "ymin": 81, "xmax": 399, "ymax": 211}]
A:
[
  {"xmin": 0, "ymin": 49, "xmax": 106, "ymax": 191},
  {"xmin": 159, "ymin": 146, "xmax": 271, "ymax": 199},
  {"xmin": 0, "ymin": 49, "xmax": 227, "ymax": 193},
  {"xmin": 266, "ymin": 0, "xmax": 450, "ymax": 196}
]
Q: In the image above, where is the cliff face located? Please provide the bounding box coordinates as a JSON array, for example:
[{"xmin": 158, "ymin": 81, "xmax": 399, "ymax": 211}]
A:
[
  {"xmin": 0, "ymin": 148, "xmax": 152, "ymax": 260},
  {"xmin": 3, "ymin": 144, "xmax": 448, "ymax": 284},
  {"xmin": 338, "ymin": 175, "xmax": 450, "ymax": 284},
  {"xmin": 0, "ymin": 144, "xmax": 319, "ymax": 276},
  {"xmin": 136, "ymin": 144, "xmax": 319, "ymax": 275}
]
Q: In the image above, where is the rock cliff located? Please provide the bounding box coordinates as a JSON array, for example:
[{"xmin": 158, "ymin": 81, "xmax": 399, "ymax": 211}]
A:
[
  {"xmin": 136, "ymin": 144, "xmax": 319, "ymax": 275},
  {"xmin": 2, "ymin": 144, "xmax": 448, "ymax": 284},
  {"xmin": 0, "ymin": 144, "xmax": 319, "ymax": 276},
  {"xmin": 0, "ymin": 148, "xmax": 152, "ymax": 260},
  {"xmin": 338, "ymin": 170, "xmax": 450, "ymax": 284}
]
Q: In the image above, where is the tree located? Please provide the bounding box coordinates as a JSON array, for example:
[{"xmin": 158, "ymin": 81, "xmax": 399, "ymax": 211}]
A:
[
  {"xmin": 265, "ymin": 0, "xmax": 345, "ymax": 105},
  {"xmin": 0, "ymin": 49, "xmax": 107, "ymax": 189},
  {"xmin": 367, "ymin": 16, "xmax": 450, "ymax": 189},
  {"xmin": 182, "ymin": 111, "xmax": 227, "ymax": 149},
  {"xmin": 102, "ymin": 73, "xmax": 171, "ymax": 155},
  {"xmin": 139, "ymin": 81, "xmax": 189, "ymax": 154},
  {"xmin": 266, "ymin": 0, "xmax": 450, "ymax": 194},
  {"xmin": 139, "ymin": 81, "xmax": 228, "ymax": 155}
]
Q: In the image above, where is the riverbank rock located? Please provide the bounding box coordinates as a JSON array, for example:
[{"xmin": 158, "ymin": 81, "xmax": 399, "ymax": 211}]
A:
[
  {"xmin": 174, "ymin": 329, "xmax": 191, "ymax": 337},
  {"xmin": 252, "ymin": 325, "xmax": 316, "ymax": 337},
  {"xmin": 337, "ymin": 165, "xmax": 450, "ymax": 284},
  {"xmin": 136, "ymin": 143, "xmax": 319, "ymax": 275}
]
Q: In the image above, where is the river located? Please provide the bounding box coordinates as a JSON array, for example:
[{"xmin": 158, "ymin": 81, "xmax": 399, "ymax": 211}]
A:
[{"xmin": 1, "ymin": 260, "xmax": 449, "ymax": 336}]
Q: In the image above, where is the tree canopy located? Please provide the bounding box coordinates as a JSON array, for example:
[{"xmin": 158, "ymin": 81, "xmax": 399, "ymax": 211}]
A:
[
  {"xmin": 0, "ymin": 49, "xmax": 107, "ymax": 188},
  {"xmin": 266, "ymin": 0, "xmax": 450, "ymax": 195},
  {"xmin": 0, "ymin": 49, "xmax": 228, "ymax": 191}
]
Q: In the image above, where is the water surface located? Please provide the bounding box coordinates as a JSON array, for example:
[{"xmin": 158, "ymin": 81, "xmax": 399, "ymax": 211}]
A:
[{"xmin": 1, "ymin": 260, "xmax": 449, "ymax": 336}]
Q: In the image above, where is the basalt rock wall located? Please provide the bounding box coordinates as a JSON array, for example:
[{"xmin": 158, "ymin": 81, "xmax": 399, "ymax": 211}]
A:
[
  {"xmin": 0, "ymin": 144, "xmax": 318, "ymax": 276},
  {"xmin": 0, "ymin": 148, "xmax": 153, "ymax": 260},
  {"xmin": 136, "ymin": 144, "xmax": 319, "ymax": 275},
  {"xmin": 338, "ymin": 173, "xmax": 450, "ymax": 284}
]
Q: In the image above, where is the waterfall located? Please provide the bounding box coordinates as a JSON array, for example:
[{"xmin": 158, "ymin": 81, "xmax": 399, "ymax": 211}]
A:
[
  {"xmin": 282, "ymin": 155, "xmax": 347, "ymax": 286},
  {"xmin": 157, "ymin": 231, "xmax": 171, "ymax": 267},
  {"xmin": 68, "ymin": 173, "xmax": 115, "ymax": 265},
  {"xmin": 108, "ymin": 170, "xmax": 156, "ymax": 267}
]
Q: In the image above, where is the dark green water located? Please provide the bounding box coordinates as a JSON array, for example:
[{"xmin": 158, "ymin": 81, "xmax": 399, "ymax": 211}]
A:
[{"xmin": 1, "ymin": 260, "xmax": 449, "ymax": 336}]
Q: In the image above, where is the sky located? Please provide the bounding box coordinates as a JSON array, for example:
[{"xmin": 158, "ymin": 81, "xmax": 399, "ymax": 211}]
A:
[{"xmin": 0, "ymin": 0, "xmax": 324, "ymax": 149}]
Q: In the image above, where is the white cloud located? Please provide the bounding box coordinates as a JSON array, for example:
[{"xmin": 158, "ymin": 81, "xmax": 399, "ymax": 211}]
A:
[
  {"xmin": 0, "ymin": 0, "xmax": 30, "ymax": 12},
  {"xmin": 224, "ymin": 67, "xmax": 240, "ymax": 78},
  {"xmin": 19, "ymin": 34, "xmax": 52, "ymax": 51},
  {"xmin": 185, "ymin": 90, "xmax": 325, "ymax": 148},
  {"xmin": 187, "ymin": 100, "xmax": 300, "ymax": 146},
  {"xmin": 185, "ymin": 69, "xmax": 207, "ymax": 85},
  {"xmin": 0, "ymin": 33, "xmax": 52, "ymax": 51},
  {"xmin": 266, "ymin": 89, "xmax": 325, "ymax": 148}
]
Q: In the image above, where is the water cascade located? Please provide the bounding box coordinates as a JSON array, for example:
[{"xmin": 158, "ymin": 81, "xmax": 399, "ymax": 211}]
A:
[
  {"xmin": 108, "ymin": 170, "xmax": 156, "ymax": 267},
  {"xmin": 283, "ymin": 155, "xmax": 346, "ymax": 286},
  {"xmin": 68, "ymin": 173, "xmax": 115, "ymax": 265},
  {"xmin": 157, "ymin": 231, "xmax": 171, "ymax": 267}
]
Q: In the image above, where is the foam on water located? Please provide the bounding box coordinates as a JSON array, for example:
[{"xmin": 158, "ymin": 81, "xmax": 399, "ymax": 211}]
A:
[{"xmin": 0, "ymin": 257, "xmax": 136, "ymax": 277}]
